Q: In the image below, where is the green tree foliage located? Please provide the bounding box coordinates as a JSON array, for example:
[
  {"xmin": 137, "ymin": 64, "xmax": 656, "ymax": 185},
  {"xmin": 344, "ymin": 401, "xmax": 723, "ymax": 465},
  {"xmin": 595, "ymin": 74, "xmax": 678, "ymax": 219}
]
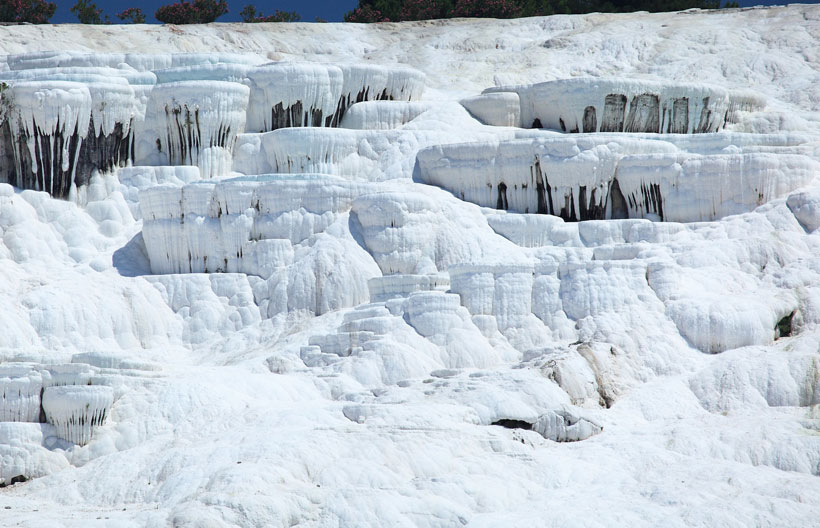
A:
[
  {"xmin": 155, "ymin": 0, "xmax": 228, "ymax": 24},
  {"xmin": 0, "ymin": 0, "xmax": 56, "ymax": 23},
  {"xmin": 345, "ymin": 0, "xmax": 736, "ymax": 21},
  {"xmin": 71, "ymin": 0, "xmax": 107, "ymax": 24},
  {"xmin": 345, "ymin": 4, "xmax": 391, "ymax": 22},
  {"xmin": 399, "ymin": 0, "xmax": 450, "ymax": 20},
  {"xmin": 240, "ymin": 4, "xmax": 301, "ymax": 22},
  {"xmin": 451, "ymin": 0, "xmax": 522, "ymax": 18},
  {"xmin": 351, "ymin": 0, "xmax": 401, "ymax": 21},
  {"xmin": 117, "ymin": 7, "xmax": 146, "ymax": 23}
]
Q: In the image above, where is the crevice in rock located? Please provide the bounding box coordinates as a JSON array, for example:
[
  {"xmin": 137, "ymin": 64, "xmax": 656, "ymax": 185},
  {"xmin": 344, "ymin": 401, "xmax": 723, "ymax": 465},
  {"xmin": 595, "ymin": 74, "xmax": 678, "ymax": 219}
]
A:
[
  {"xmin": 624, "ymin": 93, "xmax": 660, "ymax": 133},
  {"xmin": 491, "ymin": 419, "xmax": 533, "ymax": 430},
  {"xmin": 609, "ymin": 178, "xmax": 628, "ymax": 219},
  {"xmin": 776, "ymin": 311, "xmax": 795, "ymax": 339},
  {"xmin": 583, "ymin": 105, "xmax": 597, "ymax": 133},
  {"xmin": 0, "ymin": 475, "xmax": 27, "ymax": 488},
  {"xmin": 496, "ymin": 182, "xmax": 508, "ymax": 210},
  {"xmin": 670, "ymin": 96, "xmax": 689, "ymax": 134},
  {"xmin": 600, "ymin": 93, "xmax": 626, "ymax": 132}
]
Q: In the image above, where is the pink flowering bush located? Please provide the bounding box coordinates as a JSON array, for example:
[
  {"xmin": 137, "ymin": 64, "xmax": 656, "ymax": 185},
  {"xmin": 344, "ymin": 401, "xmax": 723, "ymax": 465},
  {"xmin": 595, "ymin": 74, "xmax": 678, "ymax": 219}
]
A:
[
  {"xmin": 398, "ymin": 0, "xmax": 444, "ymax": 20},
  {"xmin": 117, "ymin": 7, "xmax": 146, "ymax": 23},
  {"xmin": 344, "ymin": 5, "xmax": 390, "ymax": 22},
  {"xmin": 155, "ymin": 0, "xmax": 228, "ymax": 24},
  {"xmin": 0, "ymin": 0, "xmax": 56, "ymax": 23},
  {"xmin": 71, "ymin": 0, "xmax": 106, "ymax": 24},
  {"xmin": 240, "ymin": 5, "xmax": 301, "ymax": 22},
  {"xmin": 451, "ymin": 0, "xmax": 522, "ymax": 18}
]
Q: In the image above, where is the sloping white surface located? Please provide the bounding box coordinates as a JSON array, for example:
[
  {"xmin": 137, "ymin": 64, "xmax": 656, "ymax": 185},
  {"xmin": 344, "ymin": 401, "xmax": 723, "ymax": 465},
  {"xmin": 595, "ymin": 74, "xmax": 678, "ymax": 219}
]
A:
[{"xmin": 1, "ymin": 7, "xmax": 820, "ymax": 528}]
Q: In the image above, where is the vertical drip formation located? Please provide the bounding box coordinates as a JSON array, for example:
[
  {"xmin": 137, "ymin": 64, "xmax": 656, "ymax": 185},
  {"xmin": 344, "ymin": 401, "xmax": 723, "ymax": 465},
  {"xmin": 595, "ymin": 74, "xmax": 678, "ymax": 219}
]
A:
[
  {"xmin": 668, "ymin": 97, "xmax": 689, "ymax": 134},
  {"xmin": 536, "ymin": 167, "xmax": 612, "ymax": 222},
  {"xmin": 624, "ymin": 94, "xmax": 661, "ymax": 133},
  {"xmin": 1, "ymin": 364, "xmax": 112, "ymax": 447},
  {"xmin": 416, "ymin": 134, "xmax": 819, "ymax": 223},
  {"xmin": 140, "ymin": 178, "xmax": 363, "ymax": 276},
  {"xmin": 76, "ymin": 80, "xmax": 139, "ymax": 187},
  {"xmin": 245, "ymin": 63, "xmax": 343, "ymax": 132},
  {"xmin": 582, "ymin": 106, "xmax": 597, "ymax": 133},
  {"xmin": 420, "ymin": 77, "xmax": 820, "ymax": 223},
  {"xmin": 42, "ymin": 385, "xmax": 114, "ymax": 447},
  {"xmin": 76, "ymin": 118, "xmax": 134, "ymax": 187},
  {"xmin": 625, "ymin": 181, "xmax": 664, "ymax": 220},
  {"xmin": 1, "ymin": 81, "xmax": 90, "ymax": 199},
  {"xmin": 481, "ymin": 78, "xmax": 740, "ymax": 135},
  {"xmin": 0, "ymin": 77, "xmax": 139, "ymax": 199},
  {"xmin": 150, "ymin": 81, "xmax": 250, "ymax": 179},
  {"xmin": 0, "ymin": 54, "xmax": 427, "ymax": 199},
  {"xmin": 246, "ymin": 63, "xmax": 425, "ymax": 133},
  {"xmin": 600, "ymin": 94, "xmax": 627, "ymax": 132},
  {"xmin": 0, "ymin": 367, "xmax": 43, "ymax": 423},
  {"xmin": 609, "ymin": 179, "xmax": 628, "ymax": 219}
]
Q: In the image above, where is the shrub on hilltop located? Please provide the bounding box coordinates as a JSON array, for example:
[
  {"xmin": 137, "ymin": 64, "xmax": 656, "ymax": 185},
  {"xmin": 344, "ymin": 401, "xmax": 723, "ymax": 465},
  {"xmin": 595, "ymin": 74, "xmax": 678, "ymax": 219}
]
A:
[
  {"xmin": 155, "ymin": 0, "xmax": 228, "ymax": 24},
  {"xmin": 345, "ymin": 0, "xmax": 740, "ymax": 21},
  {"xmin": 344, "ymin": 4, "xmax": 391, "ymax": 22},
  {"xmin": 0, "ymin": 0, "xmax": 56, "ymax": 23},
  {"xmin": 451, "ymin": 0, "xmax": 523, "ymax": 18},
  {"xmin": 240, "ymin": 5, "xmax": 301, "ymax": 22},
  {"xmin": 398, "ymin": 0, "xmax": 450, "ymax": 21},
  {"xmin": 117, "ymin": 7, "xmax": 146, "ymax": 23},
  {"xmin": 71, "ymin": 0, "xmax": 107, "ymax": 24}
]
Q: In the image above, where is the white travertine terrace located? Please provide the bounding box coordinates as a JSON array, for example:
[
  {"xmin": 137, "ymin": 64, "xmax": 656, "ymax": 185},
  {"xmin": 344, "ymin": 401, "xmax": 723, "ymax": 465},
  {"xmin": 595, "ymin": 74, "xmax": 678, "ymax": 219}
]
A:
[
  {"xmin": 483, "ymin": 78, "xmax": 765, "ymax": 133},
  {"xmin": 1, "ymin": 10, "xmax": 820, "ymax": 525},
  {"xmin": 41, "ymin": 385, "xmax": 113, "ymax": 446},
  {"xmin": 0, "ymin": 54, "xmax": 426, "ymax": 197},
  {"xmin": 417, "ymin": 134, "xmax": 820, "ymax": 222}
]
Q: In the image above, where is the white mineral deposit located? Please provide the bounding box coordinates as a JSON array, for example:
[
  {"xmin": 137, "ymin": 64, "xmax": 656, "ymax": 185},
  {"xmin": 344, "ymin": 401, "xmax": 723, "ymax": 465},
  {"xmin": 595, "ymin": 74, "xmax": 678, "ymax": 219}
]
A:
[{"xmin": 0, "ymin": 6, "xmax": 819, "ymax": 527}]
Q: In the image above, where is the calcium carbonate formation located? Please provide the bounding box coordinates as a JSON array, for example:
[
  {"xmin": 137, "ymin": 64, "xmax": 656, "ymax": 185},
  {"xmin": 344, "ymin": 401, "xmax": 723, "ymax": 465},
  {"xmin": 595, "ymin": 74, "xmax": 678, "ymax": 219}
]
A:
[
  {"xmin": 0, "ymin": 53, "xmax": 425, "ymax": 199},
  {"xmin": 482, "ymin": 78, "xmax": 765, "ymax": 133},
  {"xmin": 0, "ymin": 366, "xmax": 44, "ymax": 423},
  {"xmin": 0, "ymin": 51, "xmax": 799, "ymax": 228},
  {"xmin": 145, "ymin": 81, "xmax": 250, "ymax": 179},
  {"xmin": 532, "ymin": 407, "xmax": 602, "ymax": 442},
  {"xmin": 140, "ymin": 176, "xmax": 369, "ymax": 276},
  {"xmin": 417, "ymin": 133, "xmax": 820, "ymax": 222},
  {"xmin": 3, "ymin": 11, "xmax": 820, "ymax": 524},
  {"xmin": 0, "ymin": 422, "xmax": 70, "ymax": 486},
  {"xmin": 245, "ymin": 63, "xmax": 424, "ymax": 132},
  {"xmin": 1, "ymin": 48, "xmax": 817, "ymax": 489},
  {"xmin": 1, "ymin": 363, "xmax": 113, "ymax": 450},
  {"xmin": 41, "ymin": 385, "xmax": 113, "ymax": 447}
]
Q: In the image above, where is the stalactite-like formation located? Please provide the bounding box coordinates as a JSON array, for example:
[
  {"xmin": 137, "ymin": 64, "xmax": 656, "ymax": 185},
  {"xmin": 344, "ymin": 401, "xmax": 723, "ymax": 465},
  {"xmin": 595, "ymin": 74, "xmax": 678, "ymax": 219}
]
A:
[
  {"xmin": 140, "ymin": 177, "xmax": 366, "ymax": 275},
  {"xmin": 483, "ymin": 78, "xmax": 748, "ymax": 135},
  {"xmin": 1, "ymin": 363, "xmax": 111, "ymax": 449},
  {"xmin": 1, "ymin": 81, "xmax": 90, "ymax": 199},
  {"xmin": 246, "ymin": 63, "xmax": 425, "ymax": 133},
  {"xmin": 149, "ymin": 81, "xmax": 249, "ymax": 179},
  {"xmin": 600, "ymin": 94, "xmax": 627, "ymax": 132},
  {"xmin": 0, "ymin": 55, "xmax": 426, "ymax": 199},
  {"xmin": 416, "ymin": 134, "xmax": 819, "ymax": 223},
  {"xmin": 0, "ymin": 367, "xmax": 43, "ymax": 423},
  {"xmin": 42, "ymin": 385, "xmax": 113, "ymax": 447},
  {"xmin": 76, "ymin": 118, "xmax": 133, "ymax": 187},
  {"xmin": 0, "ymin": 77, "xmax": 138, "ymax": 199}
]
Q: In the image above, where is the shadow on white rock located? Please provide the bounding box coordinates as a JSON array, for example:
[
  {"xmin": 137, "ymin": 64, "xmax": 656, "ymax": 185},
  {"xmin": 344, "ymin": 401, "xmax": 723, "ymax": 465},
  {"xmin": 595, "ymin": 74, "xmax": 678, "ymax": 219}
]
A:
[{"xmin": 533, "ymin": 406, "xmax": 603, "ymax": 442}]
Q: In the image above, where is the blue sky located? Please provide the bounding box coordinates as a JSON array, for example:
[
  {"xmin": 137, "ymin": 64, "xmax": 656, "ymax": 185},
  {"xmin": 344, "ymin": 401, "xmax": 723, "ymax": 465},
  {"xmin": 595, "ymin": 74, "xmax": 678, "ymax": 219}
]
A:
[{"xmin": 51, "ymin": 0, "xmax": 816, "ymax": 24}]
